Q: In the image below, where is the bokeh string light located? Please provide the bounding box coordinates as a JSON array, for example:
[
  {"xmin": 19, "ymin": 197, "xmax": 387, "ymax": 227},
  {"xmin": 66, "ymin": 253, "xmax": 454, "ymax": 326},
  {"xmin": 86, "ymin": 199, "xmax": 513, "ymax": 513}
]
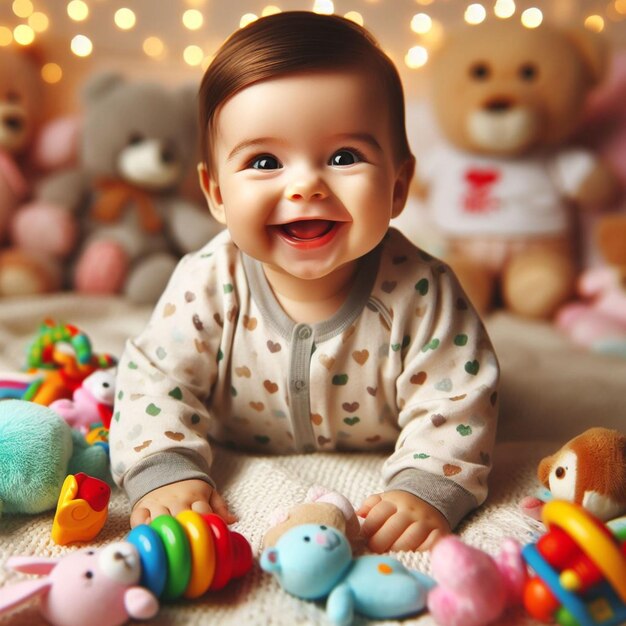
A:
[{"xmin": 0, "ymin": 0, "xmax": 623, "ymax": 83}]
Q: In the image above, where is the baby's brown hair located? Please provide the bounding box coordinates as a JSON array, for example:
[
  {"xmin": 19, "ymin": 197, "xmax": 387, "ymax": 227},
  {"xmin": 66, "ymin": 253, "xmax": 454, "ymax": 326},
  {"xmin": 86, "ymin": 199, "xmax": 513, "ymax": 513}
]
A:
[{"xmin": 198, "ymin": 11, "xmax": 412, "ymax": 174}]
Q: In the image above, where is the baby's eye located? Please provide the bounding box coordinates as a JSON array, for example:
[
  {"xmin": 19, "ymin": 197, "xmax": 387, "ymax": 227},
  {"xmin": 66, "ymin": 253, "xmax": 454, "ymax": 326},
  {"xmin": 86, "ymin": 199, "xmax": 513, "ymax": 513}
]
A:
[
  {"xmin": 250, "ymin": 155, "xmax": 282, "ymax": 170},
  {"xmin": 329, "ymin": 149, "xmax": 362, "ymax": 167}
]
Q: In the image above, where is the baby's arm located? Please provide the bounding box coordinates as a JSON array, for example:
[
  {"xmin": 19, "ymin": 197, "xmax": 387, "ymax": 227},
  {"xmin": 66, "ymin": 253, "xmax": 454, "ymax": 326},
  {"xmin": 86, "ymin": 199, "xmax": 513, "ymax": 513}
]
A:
[
  {"xmin": 110, "ymin": 237, "xmax": 233, "ymax": 524},
  {"xmin": 131, "ymin": 479, "xmax": 236, "ymax": 527},
  {"xmin": 373, "ymin": 261, "xmax": 499, "ymax": 551},
  {"xmin": 357, "ymin": 490, "xmax": 449, "ymax": 552}
]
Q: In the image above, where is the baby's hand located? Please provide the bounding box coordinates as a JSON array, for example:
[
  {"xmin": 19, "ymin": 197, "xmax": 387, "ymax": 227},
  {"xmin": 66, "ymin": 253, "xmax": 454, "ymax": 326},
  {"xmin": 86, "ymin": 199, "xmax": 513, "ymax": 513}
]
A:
[
  {"xmin": 130, "ymin": 479, "xmax": 237, "ymax": 528},
  {"xmin": 357, "ymin": 490, "xmax": 450, "ymax": 552}
]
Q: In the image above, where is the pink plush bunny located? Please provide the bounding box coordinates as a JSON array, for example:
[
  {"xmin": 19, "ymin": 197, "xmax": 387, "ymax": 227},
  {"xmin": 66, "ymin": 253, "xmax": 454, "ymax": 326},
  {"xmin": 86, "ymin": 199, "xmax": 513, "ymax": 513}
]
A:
[
  {"xmin": 50, "ymin": 368, "xmax": 116, "ymax": 433},
  {"xmin": 0, "ymin": 543, "xmax": 158, "ymax": 626},
  {"xmin": 427, "ymin": 536, "xmax": 527, "ymax": 626}
]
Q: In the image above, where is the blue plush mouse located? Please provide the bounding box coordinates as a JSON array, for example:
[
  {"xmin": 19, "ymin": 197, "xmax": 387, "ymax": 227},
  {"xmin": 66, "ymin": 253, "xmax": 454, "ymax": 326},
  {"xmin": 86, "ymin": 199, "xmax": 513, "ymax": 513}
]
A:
[
  {"xmin": 0, "ymin": 399, "xmax": 111, "ymax": 517},
  {"xmin": 260, "ymin": 523, "xmax": 435, "ymax": 626}
]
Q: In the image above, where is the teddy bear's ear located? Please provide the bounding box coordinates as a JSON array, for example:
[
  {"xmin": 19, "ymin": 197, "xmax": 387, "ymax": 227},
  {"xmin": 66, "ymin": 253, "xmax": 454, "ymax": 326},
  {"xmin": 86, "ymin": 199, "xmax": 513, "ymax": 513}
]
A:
[
  {"xmin": 81, "ymin": 72, "xmax": 125, "ymax": 106},
  {"xmin": 537, "ymin": 454, "xmax": 554, "ymax": 487},
  {"xmin": 565, "ymin": 28, "xmax": 610, "ymax": 87}
]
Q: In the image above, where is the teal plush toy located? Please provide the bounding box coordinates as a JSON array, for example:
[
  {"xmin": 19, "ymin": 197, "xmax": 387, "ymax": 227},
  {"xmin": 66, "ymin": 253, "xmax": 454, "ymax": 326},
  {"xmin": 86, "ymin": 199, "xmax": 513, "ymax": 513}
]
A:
[
  {"xmin": 0, "ymin": 399, "xmax": 111, "ymax": 517},
  {"xmin": 260, "ymin": 523, "xmax": 435, "ymax": 626}
]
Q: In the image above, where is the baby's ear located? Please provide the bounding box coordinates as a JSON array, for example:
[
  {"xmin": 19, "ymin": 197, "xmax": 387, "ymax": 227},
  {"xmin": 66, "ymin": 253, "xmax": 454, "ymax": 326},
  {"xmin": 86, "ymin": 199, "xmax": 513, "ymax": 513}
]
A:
[
  {"xmin": 197, "ymin": 163, "xmax": 226, "ymax": 225},
  {"xmin": 391, "ymin": 156, "xmax": 416, "ymax": 219},
  {"xmin": 260, "ymin": 548, "xmax": 281, "ymax": 574}
]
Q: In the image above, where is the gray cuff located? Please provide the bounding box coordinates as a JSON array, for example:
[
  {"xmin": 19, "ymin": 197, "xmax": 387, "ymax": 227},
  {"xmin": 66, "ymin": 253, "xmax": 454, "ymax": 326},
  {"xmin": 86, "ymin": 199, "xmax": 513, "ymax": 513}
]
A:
[
  {"xmin": 123, "ymin": 449, "xmax": 215, "ymax": 508},
  {"xmin": 385, "ymin": 467, "xmax": 477, "ymax": 529}
]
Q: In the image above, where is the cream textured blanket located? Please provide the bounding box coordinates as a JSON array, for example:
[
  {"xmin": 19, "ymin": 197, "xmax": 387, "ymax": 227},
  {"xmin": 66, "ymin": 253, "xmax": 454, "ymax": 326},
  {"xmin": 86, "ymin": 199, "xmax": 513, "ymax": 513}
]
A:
[{"xmin": 1, "ymin": 294, "xmax": 625, "ymax": 626}]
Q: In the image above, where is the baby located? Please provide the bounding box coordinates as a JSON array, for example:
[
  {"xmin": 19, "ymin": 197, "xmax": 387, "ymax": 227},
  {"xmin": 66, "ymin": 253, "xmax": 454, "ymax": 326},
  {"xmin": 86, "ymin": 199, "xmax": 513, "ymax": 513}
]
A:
[{"xmin": 110, "ymin": 11, "xmax": 499, "ymax": 553}]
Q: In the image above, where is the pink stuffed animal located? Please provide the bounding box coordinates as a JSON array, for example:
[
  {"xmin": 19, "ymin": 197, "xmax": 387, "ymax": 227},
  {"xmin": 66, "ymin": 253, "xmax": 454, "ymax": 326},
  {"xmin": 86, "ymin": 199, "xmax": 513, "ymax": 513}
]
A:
[
  {"xmin": 50, "ymin": 367, "xmax": 116, "ymax": 433},
  {"xmin": 556, "ymin": 214, "xmax": 626, "ymax": 358},
  {"xmin": 0, "ymin": 543, "xmax": 158, "ymax": 626},
  {"xmin": 427, "ymin": 536, "xmax": 527, "ymax": 626}
]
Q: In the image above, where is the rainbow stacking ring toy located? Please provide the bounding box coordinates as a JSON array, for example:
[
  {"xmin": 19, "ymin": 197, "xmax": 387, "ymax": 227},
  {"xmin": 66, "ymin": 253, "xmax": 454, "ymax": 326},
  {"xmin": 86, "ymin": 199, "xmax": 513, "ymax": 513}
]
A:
[
  {"xmin": 127, "ymin": 511, "xmax": 252, "ymax": 601},
  {"xmin": 522, "ymin": 500, "xmax": 626, "ymax": 626}
]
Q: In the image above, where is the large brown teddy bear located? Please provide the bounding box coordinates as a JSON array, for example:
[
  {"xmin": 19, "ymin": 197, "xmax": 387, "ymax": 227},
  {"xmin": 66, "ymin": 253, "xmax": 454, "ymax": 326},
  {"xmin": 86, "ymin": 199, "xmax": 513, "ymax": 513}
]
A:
[{"xmin": 417, "ymin": 20, "xmax": 619, "ymax": 318}]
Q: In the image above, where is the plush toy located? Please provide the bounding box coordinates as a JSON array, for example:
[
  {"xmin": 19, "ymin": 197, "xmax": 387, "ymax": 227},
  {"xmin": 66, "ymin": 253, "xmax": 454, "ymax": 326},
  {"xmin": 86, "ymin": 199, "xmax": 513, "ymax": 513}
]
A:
[
  {"xmin": 263, "ymin": 486, "xmax": 361, "ymax": 549},
  {"xmin": 0, "ymin": 399, "xmax": 110, "ymax": 517},
  {"xmin": 0, "ymin": 511, "xmax": 253, "ymax": 626},
  {"xmin": 0, "ymin": 543, "xmax": 158, "ymax": 626},
  {"xmin": 0, "ymin": 47, "xmax": 79, "ymax": 296},
  {"xmin": 521, "ymin": 427, "xmax": 626, "ymax": 523},
  {"xmin": 50, "ymin": 367, "xmax": 116, "ymax": 433},
  {"xmin": 7, "ymin": 72, "xmax": 222, "ymax": 302},
  {"xmin": 0, "ymin": 47, "xmax": 36, "ymax": 238},
  {"xmin": 427, "ymin": 536, "xmax": 527, "ymax": 626},
  {"xmin": 417, "ymin": 20, "xmax": 619, "ymax": 318},
  {"xmin": 260, "ymin": 523, "xmax": 434, "ymax": 626},
  {"xmin": 556, "ymin": 214, "xmax": 626, "ymax": 357}
]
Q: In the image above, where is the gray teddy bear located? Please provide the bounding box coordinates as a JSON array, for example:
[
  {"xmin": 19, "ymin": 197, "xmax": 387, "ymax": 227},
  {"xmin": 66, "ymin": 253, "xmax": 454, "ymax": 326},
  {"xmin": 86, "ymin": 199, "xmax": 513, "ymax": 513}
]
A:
[{"xmin": 8, "ymin": 73, "xmax": 221, "ymax": 303}]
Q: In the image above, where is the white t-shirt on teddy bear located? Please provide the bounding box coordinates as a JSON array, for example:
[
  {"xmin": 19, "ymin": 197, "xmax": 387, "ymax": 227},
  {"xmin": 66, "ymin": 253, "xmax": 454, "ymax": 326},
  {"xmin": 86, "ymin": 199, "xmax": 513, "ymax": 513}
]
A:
[{"xmin": 420, "ymin": 144, "xmax": 596, "ymax": 237}]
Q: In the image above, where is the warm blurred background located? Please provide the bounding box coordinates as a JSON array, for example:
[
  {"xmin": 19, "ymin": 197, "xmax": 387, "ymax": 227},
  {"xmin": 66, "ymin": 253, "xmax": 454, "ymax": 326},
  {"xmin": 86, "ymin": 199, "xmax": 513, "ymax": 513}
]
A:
[{"xmin": 1, "ymin": 0, "xmax": 625, "ymax": 116}]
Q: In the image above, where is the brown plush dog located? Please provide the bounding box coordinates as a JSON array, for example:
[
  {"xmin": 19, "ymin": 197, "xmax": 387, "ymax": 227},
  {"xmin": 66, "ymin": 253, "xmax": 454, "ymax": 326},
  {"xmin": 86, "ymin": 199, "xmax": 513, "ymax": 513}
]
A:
[{"xmin": 537, "ymin": 427, "xmax": 626, "ymax": 521}]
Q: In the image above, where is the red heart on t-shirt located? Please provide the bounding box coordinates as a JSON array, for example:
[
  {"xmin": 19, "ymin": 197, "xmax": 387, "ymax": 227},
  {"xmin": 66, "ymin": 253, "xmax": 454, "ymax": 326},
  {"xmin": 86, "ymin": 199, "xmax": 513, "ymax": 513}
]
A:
[{"xmin": 465, "ymin": 168, "xmax": 500, "ymax": 188}]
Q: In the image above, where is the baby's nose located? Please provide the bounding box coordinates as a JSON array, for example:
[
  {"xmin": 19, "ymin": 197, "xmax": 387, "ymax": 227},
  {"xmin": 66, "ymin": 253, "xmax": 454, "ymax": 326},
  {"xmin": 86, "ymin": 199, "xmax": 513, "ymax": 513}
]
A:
[{"xmin": 285, "ymin": 172, "xmax": 329, "ymax": 202}]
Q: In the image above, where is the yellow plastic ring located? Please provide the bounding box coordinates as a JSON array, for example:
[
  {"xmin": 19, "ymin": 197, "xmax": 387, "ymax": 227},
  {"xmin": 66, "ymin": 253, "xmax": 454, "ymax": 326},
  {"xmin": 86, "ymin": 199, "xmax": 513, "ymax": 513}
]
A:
[
  {"xmin": 542, "ymin": 500, "xmax": 626, "ymax": 601},
  {"xmin": 176, "ymin": 510, "xmax": 216, "ymax": 599}
]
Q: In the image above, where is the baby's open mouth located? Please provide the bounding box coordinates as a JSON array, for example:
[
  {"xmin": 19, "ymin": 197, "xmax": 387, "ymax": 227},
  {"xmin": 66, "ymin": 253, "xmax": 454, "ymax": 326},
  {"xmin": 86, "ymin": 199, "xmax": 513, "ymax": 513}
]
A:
[{"xmin": 280, "ymin": 220, "xmax": 335, "ymax": 241}]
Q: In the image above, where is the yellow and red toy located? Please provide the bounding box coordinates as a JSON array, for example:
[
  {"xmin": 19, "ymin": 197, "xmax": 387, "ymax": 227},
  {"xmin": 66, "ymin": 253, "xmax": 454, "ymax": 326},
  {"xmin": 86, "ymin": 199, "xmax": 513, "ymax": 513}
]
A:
[
  {"xmin": 522, "ymin": 500, "xmax": 626, "ymax": 626},
  {"xmin": 51, "ymin": 472, "xmax": 111, "ymax": 545}
]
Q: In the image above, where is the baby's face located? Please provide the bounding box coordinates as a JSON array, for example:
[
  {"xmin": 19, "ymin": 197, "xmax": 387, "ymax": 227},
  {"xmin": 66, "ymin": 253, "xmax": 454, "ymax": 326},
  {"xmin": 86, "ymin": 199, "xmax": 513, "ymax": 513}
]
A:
[{"xmin": 205, "ymin": 69, "xmax": 410, "ymax": 284}]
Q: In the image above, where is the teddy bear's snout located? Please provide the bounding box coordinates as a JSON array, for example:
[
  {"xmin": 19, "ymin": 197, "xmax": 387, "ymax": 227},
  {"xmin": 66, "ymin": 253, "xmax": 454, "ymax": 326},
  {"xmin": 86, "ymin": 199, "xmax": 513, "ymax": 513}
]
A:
[
  {"xmin": 160, "ymin": 143, "xmax": 176, "ymax": 164},
  {"xmin": 484, "ymin": 97, "xmax": 515, "ymax": 114}
]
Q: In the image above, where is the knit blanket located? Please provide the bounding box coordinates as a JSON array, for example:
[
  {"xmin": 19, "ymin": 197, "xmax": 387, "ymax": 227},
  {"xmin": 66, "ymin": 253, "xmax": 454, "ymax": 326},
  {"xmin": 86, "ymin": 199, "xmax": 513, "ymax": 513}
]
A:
[{"xmin": 1, "ymin": 294, "xmax": 625, "ymax": 626}]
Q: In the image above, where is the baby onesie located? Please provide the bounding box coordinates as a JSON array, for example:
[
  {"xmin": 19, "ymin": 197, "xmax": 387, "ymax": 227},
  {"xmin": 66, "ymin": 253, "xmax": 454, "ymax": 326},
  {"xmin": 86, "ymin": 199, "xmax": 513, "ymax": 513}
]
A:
[{"xmin": 110, "ymin": 227, "xmax": 499, "ymax": 527}]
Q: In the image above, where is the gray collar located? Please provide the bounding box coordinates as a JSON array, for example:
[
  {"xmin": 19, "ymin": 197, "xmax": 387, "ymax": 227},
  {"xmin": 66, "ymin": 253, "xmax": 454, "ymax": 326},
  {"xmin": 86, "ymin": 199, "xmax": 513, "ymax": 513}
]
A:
[{"xmin": 242, "ymin": 243, "xmax": 381, "ymax": 343}]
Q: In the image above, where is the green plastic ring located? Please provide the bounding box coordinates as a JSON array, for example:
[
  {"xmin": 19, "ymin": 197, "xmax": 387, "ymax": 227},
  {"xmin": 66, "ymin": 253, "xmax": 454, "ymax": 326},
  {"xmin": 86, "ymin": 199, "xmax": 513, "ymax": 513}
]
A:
[{"xmin": 150, "ymin": 514, "xmax": 192, "ymax": 600}]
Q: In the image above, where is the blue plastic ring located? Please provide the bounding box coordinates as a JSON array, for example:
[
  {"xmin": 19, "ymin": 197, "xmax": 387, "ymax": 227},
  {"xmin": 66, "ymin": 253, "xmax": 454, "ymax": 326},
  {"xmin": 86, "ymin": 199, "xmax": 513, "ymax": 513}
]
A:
[{"xmin": 127, "ymin": 524, "xmax": 168, "ymax": 598}]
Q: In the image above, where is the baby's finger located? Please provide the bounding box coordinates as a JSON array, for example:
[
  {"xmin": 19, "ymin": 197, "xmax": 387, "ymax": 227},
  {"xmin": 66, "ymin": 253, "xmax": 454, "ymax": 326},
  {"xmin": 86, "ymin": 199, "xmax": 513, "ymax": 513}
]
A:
[
  {"xmin": 191, "ymin": 499, "xmax": 213, "ymax": 515},
  {"xmin": 147, "ymin": 503, "xmax": 171, "ymax": 521},
  {"xmin": 367, "ymin": 513, "xmax": 408, "ymax": 553},
  {"xmin": 130, "ymin": 506, "xmax": 151, "ymax": 528},
  {"xmin": 419, "ymin": 526, "xmax": 448, "ymax": 552},
  {"xmin": 389, "ymin": 521, "xmax": 430, "ymax": 552},
  {"xmin": 210, "ymin": 491, "xmax": 238, "ymax": 524},
  {"xmin": 360, "ymin": 499, "xmax": 396, "ymax": 538},
  {"xmin": 356, "ymin": 493, "xmax": 382, "ymax": 517}
]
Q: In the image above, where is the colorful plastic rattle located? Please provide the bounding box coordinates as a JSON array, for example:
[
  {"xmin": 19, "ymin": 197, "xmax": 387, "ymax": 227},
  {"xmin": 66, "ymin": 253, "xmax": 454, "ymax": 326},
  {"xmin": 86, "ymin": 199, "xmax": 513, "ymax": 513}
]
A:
[
  {"xmin": 51, "ymin": 473, "xmax": 111, "ymax": 545},
  {"xmin": 14, "ymin": 320, "xmax": 116, "ymax": 406},
  {"xmin": 522, "ymin": 500, "xmax": 626, "ymax": 626},
  {"xmin": 127, "ymin": 511, "xmax": 253, "ymax": 600}
]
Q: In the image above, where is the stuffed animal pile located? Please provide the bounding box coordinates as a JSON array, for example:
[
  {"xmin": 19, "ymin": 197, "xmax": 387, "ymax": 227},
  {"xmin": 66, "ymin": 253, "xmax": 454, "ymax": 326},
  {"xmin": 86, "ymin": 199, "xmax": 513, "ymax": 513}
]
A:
[
  {"xmin": 418, "ymin": 20, "xmax": 619, "ymax": 318},
  {"xmin": 0, "ymin": 46, "xmax": 79, "ymax": 296},
  {"xmin": 2, "ymin": 72, "xmax": 221, "ymax": 302}
]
